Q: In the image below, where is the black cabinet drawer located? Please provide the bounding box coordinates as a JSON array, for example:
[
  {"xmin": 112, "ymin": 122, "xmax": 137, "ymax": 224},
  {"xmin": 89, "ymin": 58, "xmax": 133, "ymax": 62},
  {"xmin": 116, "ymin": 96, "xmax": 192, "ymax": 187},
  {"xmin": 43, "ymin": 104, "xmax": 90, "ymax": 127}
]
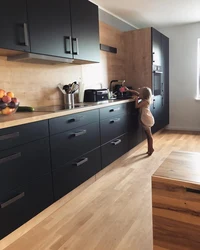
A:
[
  {"xmin": 101, "ymin": 134, "xmax": 128, "ymax": 169},
  {"xmin": 0, "ymin": 120, "xmax": 49, "ymax": 151},
  {"xmin": 0, "ymin": 138, "xmax": 51, "ymax": 195},
  {"xmin": 100, "ymin": 103, "xmax": 128, "ymax": 120},
  {"xmin": 53, "ymin": 148, "xmax": 101, "ymax": 200},
  {"xmin": 100, "ymin": 113, "xmax": 128, "ymax": 145},
  {"xmin": 0, "ymin": 174, "xmax": 53, "ymax": 240},
  {"xmin": 49, "ymin": 109, "xmax": 99, "ymax": 135},
  {"xmin": 50, "ymin": 122, "xmax": 100, "ymax": 169}
]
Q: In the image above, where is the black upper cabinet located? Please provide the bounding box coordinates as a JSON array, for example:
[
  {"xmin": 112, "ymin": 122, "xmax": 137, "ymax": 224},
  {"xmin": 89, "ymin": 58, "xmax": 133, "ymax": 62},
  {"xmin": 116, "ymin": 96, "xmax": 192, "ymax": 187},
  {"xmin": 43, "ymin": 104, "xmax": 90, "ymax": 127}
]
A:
[
  {"xmin": 0, "ymin": 0, "xmax": 30, "ymax": 52},
  {"xmin": 70, "ymin": 0, "xmax": 100, "ymax": 62},
  {"xmin": 27, "ymin": 0, "xmax": 73, "ymax": 58},
  {"xmin": 152, "ymin": 28, "xmax": 162, "ymax": 66}
]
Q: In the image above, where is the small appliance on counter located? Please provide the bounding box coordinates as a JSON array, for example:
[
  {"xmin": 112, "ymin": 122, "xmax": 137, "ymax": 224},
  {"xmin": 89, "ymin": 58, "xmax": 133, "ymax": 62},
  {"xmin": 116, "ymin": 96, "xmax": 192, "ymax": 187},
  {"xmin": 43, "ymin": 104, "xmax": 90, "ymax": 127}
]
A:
[
  {"xmin": 113, "ymin": 85, "xmax": 133, "ymax": 100},
  {"xmin": 84, "ymin": 89, "xmax": 109, "ymax": 103}
]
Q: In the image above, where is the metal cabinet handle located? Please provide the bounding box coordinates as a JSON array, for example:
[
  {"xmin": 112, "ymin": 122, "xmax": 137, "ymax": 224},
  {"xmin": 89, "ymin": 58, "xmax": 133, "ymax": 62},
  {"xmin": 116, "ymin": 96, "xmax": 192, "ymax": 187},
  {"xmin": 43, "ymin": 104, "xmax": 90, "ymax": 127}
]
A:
[
  {"xmin": 64, "ymin": 36, "xmax": 72, "ymax": 54},
  {"xmin": 72, "ymin": 130, "xmax": 86, "ymax": 137},
  {"xmin": 152, "ymin": 52, "xmax": 155, "ymax": 63},
  {"xmin": 0, "ymin": 152, "xmax": 21, "ymax": 165},
  {"xmin": 73, "ymin": 157, "xmax": 88, "ymax": 167},
  {"xmin": 0, "ymin": 132, "xmax": 19, "ymax": 141},
  {"xmin": 186, "ymin": 188, "xmax": 200, "ymax": 194},
  {"xmin": 111, "ymin": 139, "xmax": 122, "ymax": 146},
  {"xmin": 0, "ymin": 192, "xmax": 25, "ymax": 209},
  {"xmin": 153, "ymin": 99, "xmax": 155, "ymax": 110},
  {"xmin": 72, "ymin": 38, "xmax": 79, "ymax": 55},
  {"xmin": 68, "ymin": 118, "xmax": 76, "ymax": 123},
  {"xmin": 109, "ymin": 107, "xmax": 120, "ymax": 112},
  {"xmin": 110, "ymin": 118, "xmax": 121, "ymax": 124},
  {"xmin": 23, "ymin": 23, "xmax": 29, "ymax": 46}
]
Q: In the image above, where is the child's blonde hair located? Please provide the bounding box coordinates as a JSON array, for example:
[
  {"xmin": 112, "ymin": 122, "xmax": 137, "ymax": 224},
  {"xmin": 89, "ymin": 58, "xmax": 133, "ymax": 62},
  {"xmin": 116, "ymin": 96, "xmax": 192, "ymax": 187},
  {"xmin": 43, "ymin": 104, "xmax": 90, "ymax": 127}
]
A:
[{"xmin": 141, "ymin": 87, "xmax": 153, "ymax": 104}]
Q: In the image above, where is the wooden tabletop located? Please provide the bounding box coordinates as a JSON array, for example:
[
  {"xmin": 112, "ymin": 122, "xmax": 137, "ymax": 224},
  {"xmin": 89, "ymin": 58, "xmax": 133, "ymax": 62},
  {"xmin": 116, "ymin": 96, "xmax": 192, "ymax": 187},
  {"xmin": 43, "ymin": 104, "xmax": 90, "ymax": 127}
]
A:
[
  {"xmin": 153, "ymin": 151, "xmax": 200, "ymax": 185},
  {"xmin": 0, "ymin": 99, "xmax": 134, "ymax": 129}
]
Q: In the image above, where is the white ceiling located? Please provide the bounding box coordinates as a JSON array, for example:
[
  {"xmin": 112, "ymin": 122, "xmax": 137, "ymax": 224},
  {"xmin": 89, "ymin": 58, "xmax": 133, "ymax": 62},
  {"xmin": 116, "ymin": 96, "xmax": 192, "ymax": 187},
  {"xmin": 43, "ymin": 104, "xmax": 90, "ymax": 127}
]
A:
[{"xmin": 91, "ymin": 0, "xmax": 200, "ymax": 28}]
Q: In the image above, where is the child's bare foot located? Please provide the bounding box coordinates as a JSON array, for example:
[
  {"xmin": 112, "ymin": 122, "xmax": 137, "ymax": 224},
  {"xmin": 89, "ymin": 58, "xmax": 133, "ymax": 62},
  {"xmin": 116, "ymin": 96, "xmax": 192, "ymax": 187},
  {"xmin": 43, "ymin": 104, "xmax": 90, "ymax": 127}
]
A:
[{"xmin": 148, "ymin": 149, "xmax": 154, "ymax": 156}]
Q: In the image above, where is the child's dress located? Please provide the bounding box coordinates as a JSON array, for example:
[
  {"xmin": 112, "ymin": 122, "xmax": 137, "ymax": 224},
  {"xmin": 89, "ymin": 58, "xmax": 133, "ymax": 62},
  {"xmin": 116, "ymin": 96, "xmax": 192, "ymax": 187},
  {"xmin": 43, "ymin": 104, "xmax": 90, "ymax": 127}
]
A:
[{"xmin": 140, "ymin": 102, "xmax": 155, "ymax": 129}]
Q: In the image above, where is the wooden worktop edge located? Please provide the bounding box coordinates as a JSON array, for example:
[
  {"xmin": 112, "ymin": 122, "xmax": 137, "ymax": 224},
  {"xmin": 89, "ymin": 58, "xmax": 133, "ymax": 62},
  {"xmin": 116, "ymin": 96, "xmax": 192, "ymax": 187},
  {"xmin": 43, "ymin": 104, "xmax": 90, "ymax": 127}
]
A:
[{"xmin": 0, "ymin": 99, "xmax": 134, "ymax": 129}]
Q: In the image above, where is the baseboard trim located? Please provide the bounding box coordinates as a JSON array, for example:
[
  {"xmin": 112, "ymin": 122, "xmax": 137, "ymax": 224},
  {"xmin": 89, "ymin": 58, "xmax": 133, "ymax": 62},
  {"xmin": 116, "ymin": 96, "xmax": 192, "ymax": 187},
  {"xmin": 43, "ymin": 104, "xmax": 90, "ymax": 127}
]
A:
[{"xmin": 166, "ymin": 126, "xmax": 200, "ymax": 133}]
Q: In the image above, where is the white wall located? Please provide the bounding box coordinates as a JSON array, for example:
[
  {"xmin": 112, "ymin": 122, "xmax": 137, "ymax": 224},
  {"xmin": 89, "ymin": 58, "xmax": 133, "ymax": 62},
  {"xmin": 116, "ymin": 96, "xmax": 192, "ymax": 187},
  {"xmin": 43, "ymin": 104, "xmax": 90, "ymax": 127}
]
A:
[{"xmin": 160, "ymin": 23, "xmax": 200, "ymax": 131}]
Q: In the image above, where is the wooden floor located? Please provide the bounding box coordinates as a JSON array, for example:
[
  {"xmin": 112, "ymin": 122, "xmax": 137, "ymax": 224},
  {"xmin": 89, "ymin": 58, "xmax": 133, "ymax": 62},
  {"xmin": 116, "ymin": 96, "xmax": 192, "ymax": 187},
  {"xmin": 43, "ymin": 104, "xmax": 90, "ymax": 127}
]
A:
[{"xmin": 1, "ymin": 130, "xmax": 200, "ymax": 250}]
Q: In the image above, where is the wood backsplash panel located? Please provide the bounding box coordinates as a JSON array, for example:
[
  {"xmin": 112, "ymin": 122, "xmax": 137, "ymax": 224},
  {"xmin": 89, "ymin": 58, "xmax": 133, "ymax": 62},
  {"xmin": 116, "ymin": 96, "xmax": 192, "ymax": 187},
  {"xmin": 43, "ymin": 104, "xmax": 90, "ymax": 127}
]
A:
[
  {"xmin": 82, "ymin": 22, "xmax": 126, "ymax": 89},
  {"xmin": 0, "ymin": 21, "xmax": 126, "ymax": 107}
]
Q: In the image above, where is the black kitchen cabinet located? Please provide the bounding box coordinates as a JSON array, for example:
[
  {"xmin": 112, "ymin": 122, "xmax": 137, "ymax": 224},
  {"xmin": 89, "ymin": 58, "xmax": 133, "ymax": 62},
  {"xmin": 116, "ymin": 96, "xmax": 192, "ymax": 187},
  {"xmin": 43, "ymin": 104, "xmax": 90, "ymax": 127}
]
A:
[
  {"xmin": 49, "ymin": 109, "xmax": 99, "ymax": 135},
  {"xmin": 27, "ymin": 0, "xmax": 73, "ymax": 58},
  {"xmin": 0, "ymin": 138, "xmax": 51, "ymax": 195},
  {"xmin": 100, "ymin": 112, "xmax": 129, "ymax": 145},
  {"xmin": 70, "ymin": 0, "xmax": 100, "ymax": 62},
  {"xmin": 151, "ymin": 95, "xmax": 163, "ymax": 134},
  {"xmin": 162, "ymin": 35, "xmax": 169, "ymax": 127},
  {"xmin": 152, "ymin": 28, "xmax": 162, "ymax": 67},
  {"xmin": 0, "ymin": 0, "xmax": 30, "ymax": 52},
  {"xmin": 0, "ymin": 174, "xmax": 53, "ymax": 240},
  {"xmin": 101, "ymin": 134, "xmax": 128, "ymax": 169},
  {"xmin": 0, "ymin": 120, "xmax": 49, "ymax": 152},
  {"xmin": 50, "ymin": 122, "xmax": 100, "ymax": 169},
  {"xmin": 53, "ymin": 148, "xmax": 101, "ymax": 200}
]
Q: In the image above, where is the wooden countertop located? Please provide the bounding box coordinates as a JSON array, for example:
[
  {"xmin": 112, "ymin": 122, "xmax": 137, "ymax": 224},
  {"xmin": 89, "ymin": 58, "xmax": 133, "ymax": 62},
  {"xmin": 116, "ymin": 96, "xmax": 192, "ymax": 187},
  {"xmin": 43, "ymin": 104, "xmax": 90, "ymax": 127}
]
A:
[
  {"xmin": 0, "ymin": 99, "xmax": 134, "ymax": 129},
  {"xmin": 153, "ymin": 151, "xmax": 200, "ymax": 186}
]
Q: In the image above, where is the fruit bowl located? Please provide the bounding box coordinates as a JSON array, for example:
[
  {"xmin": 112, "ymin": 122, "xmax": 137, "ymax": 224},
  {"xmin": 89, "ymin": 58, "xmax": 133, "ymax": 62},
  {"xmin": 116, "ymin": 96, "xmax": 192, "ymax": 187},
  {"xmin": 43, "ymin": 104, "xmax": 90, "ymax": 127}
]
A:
[{"xmin": 0, "ymin": 89, "xmax": 20, "ymax": 115}]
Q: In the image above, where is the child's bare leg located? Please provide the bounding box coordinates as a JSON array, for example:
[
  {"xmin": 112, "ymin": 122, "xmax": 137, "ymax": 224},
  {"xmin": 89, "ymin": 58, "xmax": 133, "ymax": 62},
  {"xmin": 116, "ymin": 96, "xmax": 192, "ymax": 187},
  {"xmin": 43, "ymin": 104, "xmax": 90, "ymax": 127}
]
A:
[
  {"xmin": 144, "ymin": 130, "xmax": 150, "ymax": 153},
  {"xmin": 145, "ymin": 128, "xmax": 154, "ymax": 155}
]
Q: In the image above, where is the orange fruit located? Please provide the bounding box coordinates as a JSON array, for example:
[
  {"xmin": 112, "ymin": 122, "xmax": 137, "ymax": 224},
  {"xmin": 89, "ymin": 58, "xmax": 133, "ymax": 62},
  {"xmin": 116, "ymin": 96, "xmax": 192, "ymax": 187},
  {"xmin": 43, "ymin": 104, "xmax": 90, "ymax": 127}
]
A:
[
  {"xmin": 0, "ymin": 89, "xmax": 6, "ymax": 98},
  {"xmin": 7, "ymin": 92, "xmax": 14, "ymax": 98},
  {"xmin": 2, "ymin": 107, "xmax": 11, "ymax": 115}
]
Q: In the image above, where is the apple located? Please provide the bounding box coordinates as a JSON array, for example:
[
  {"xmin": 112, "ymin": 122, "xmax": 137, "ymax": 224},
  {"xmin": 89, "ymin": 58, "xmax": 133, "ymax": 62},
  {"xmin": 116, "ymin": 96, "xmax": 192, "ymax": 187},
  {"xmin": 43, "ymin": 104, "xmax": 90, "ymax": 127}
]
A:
[{"xmin": 2, "ymin": 95, "xmax": 11, "ymax": 103}]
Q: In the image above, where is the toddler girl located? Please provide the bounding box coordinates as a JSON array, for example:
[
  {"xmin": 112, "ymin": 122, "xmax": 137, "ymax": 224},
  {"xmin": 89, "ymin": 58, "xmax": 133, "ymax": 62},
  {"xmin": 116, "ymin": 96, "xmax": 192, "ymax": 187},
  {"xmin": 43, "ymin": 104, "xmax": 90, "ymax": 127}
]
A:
[{"xmin": 125, "ymin": 87, "xmax": 155, "ymax": 156}]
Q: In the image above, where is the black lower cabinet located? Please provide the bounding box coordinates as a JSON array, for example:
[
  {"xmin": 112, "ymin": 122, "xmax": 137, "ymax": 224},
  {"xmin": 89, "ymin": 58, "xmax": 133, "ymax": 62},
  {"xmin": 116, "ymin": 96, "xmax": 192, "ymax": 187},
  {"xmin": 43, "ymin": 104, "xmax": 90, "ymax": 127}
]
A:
[
  {"xmin": 50, "ymin": 122, "xmax": 100, "ymax": 169},
  {"xmin": 53, "ymin": 148, "xmax": 101, "ymax": 201},
  {"xmin": 0, "ymin": 174, "xmax": 53, "ymax": 240},
  {"xmin": 0, "ymin": 138, "xmax": 51, "ymax": 195},
  {"xmin": 101, "ymin": 134, "xmax": 128, "ymax": 169}
]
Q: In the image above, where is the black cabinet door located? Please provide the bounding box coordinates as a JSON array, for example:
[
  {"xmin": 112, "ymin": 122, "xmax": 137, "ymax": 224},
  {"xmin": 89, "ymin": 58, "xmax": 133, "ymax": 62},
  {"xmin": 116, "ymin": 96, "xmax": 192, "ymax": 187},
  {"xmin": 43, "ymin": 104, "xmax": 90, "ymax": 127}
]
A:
[
  {"xmin": 152, "ymin": 28, "xmax": 162, "ymax": 66},
  {"xmin": 101, "ymin": 134, "xmax": 128, "ymax": 169},
  {"xmin": 151, "ymin": 95, "xmax": 163, "ymax": 134},
  {"xmin": 70, "ymin": 0, "xmax": 100, "ymax": 62},
  {"xmin": 0, "ymin": 0, "xmax": 30, "ymax": 52},
  {"xmin": 53, "ymin": 148, "xmax": 101, "ymax": 200},
  {"xmin": 0, "ymin": 174, "xmax": 53, "ymax": 240},
  {"xmin": 162, "ymin": 35, "xmax": 169, "ymax": 127},
  {"xmin": 100, "ymin": 113, "xmax": 128, "ymax": 145},
  {"xmin": 27, "ymin": 0, "xmax": 73, "ymax": 58},
  {"xmin": 50, "ymin": 122, "xmax": 100, "ymax": 169}
]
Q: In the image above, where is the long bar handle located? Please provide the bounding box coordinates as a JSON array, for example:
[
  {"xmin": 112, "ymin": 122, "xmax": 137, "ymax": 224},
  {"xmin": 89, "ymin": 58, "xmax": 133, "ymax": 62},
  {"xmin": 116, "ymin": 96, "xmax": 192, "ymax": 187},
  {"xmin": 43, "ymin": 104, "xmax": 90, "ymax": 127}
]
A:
[
  {"xmin": 0, "ymin": 132, "xmax": 19, "ymax": 141},
  {"xmin": 23, "ymin": 23, "xmax": 29, "ymax": 46},
  {"xmin": 0, "ymin": 192, "xmax": 25, "ymax": 209},
  {"xmin": 64, "ymin": 36, "xmax": 72, "ymax": 54},
  {"xmin": 73, "ymin": 157, "xmax": 88, "ymax": 167},
  {"xmin": 72, "ymin": 130, "xmax": 86, "ymax": 137},
  {"xmin": 109, "ymin": 107, "xmax": 120, "ymax": 112},
  {"xmin": 72, "ymin": 38, "xmax": 79, "ymax": 55},
  {"xmin": 111, "ymin": 139, "xmax": 122, "ymax": 146},
  {"xmin": 0, "ymin": 152, "xmax": 21, "ymax": 165}
]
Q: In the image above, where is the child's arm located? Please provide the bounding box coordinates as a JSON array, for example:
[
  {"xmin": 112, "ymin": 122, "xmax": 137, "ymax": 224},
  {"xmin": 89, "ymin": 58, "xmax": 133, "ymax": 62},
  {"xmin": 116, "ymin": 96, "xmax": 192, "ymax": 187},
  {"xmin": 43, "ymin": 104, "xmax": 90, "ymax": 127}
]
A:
[
  {"xmin": 135, "ymin": 96, "xmax": 148, "ymax": 109},
  {"xmin": 124, "ymin": 87, "xmax": 140, "ymax": 96}
]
